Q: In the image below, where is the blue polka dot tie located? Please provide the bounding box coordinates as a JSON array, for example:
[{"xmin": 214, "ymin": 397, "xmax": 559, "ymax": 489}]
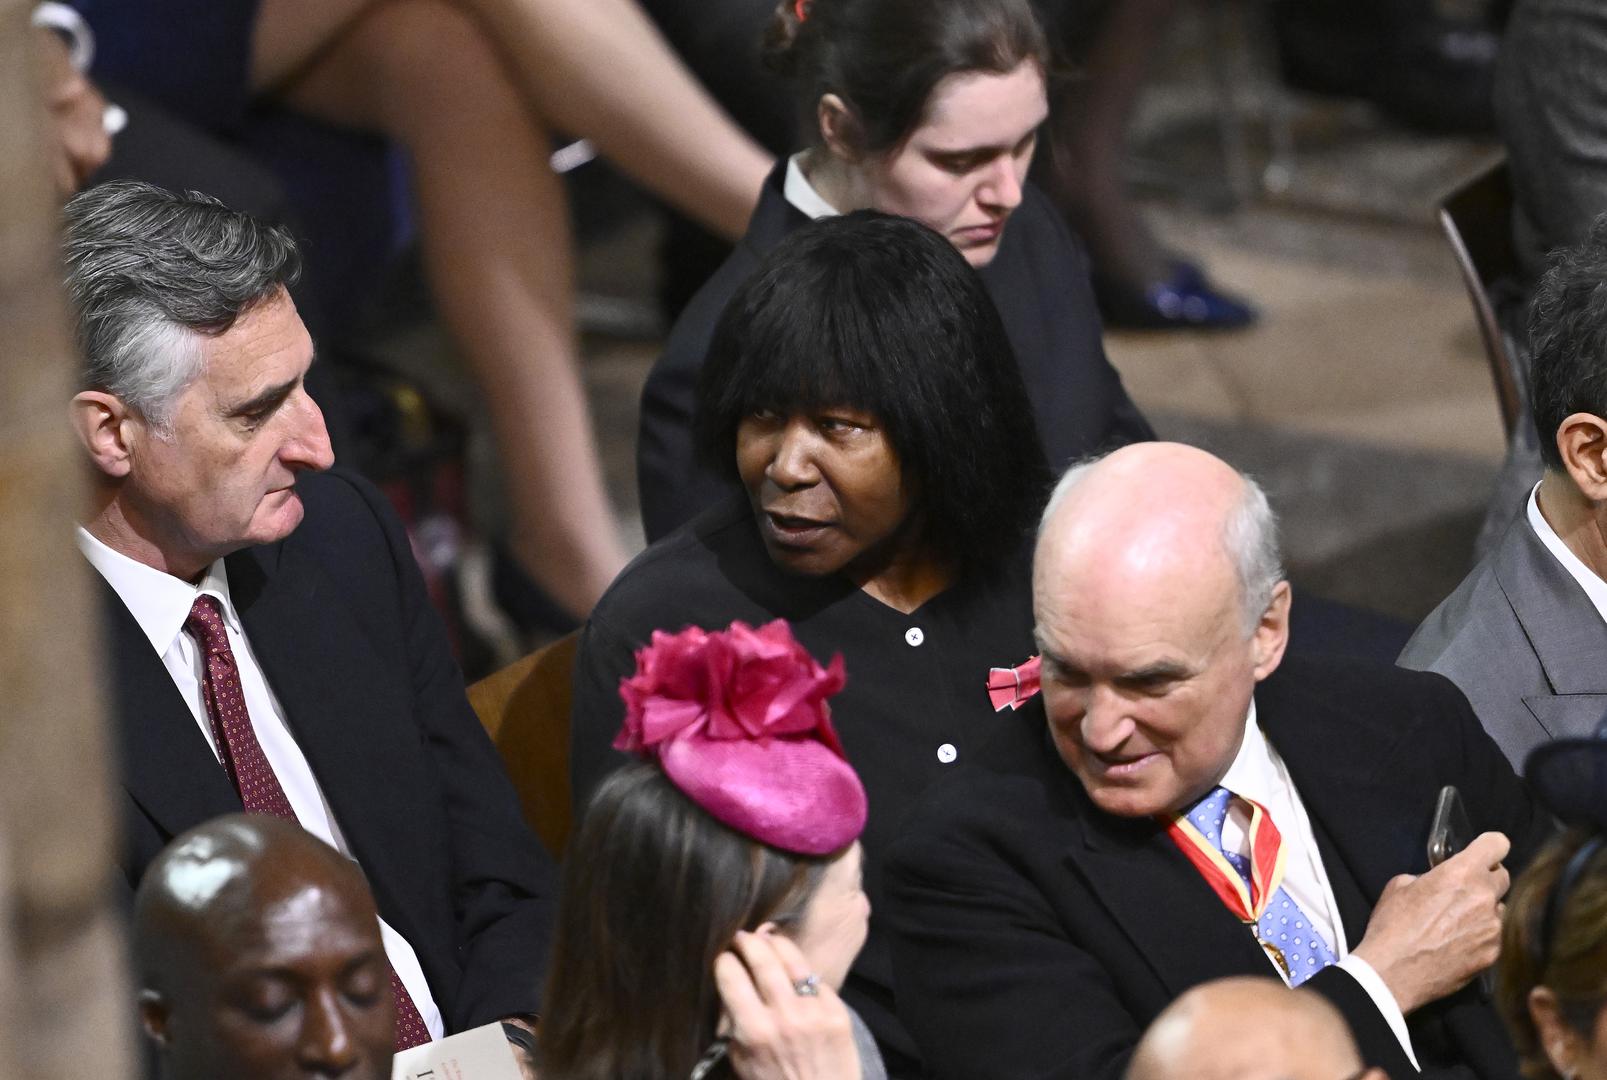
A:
[{"xmin": 1186, "ymin": 786, "xmax": 1337, "ymax": 986}]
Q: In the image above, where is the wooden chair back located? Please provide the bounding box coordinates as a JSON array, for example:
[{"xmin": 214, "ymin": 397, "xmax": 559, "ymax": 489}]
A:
[{"xmin": 467, "ymin": 632, "xmax": 578, "ymax": 858}]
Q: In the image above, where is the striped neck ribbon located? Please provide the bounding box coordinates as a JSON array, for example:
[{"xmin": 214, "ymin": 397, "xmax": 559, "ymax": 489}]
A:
[{"xmin": 1165, "ymin": 790, "xmax": 1289, "ymax": 924}]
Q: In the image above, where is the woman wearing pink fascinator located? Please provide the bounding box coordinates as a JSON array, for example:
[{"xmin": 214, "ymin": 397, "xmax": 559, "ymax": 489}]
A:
[{"xmin": 537, "ymin": 619, "xmax": 886, "ymax": 1080}]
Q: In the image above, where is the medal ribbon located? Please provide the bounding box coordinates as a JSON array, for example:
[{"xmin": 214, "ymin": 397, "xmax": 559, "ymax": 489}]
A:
[{"xmin": 1165, "ymin": 794, "xmax": 1288, "ymax": 923}]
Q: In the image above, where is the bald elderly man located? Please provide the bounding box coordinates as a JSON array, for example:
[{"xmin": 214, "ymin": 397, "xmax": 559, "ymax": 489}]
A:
[
  {"xmin": 884, "ymin": 444, "xmax": 1548, "ymax": 1080},
  {"xmin": 134, "ymin": 814, "xmax": 396, "ymax": 1080},
  {"xmin": 1126, "ymin": 977, "xmax": 1385, "ymax": 1080}
]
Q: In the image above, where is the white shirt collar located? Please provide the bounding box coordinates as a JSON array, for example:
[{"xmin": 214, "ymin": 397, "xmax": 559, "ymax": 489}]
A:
[
  {"xmin": 1217, "ymin": 699, "xmax": 1280, "ymax": 807},
  {"xmin": 783, "ymin": 152, "xmax": 843, "ymax": 221},
  {"xmin": 76, "ymin": 527, "xmax": 241, "ymax": 655},
  {"xmin": 1526, "ymin": 482, "xmax": 1607, "ymax": 625}
]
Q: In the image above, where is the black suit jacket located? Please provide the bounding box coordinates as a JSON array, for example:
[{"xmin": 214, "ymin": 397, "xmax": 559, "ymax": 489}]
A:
[
  {"xmin": 884, "ymin": 655, "xmax": 1547, "ymax": 1080},
  {"xmin": 635, "ymin": 162, "xmax": 1154, "ymax": 542},
  {"xmin": 105, "ymin": 469, "xmax": 555, "ymax": 1031}
]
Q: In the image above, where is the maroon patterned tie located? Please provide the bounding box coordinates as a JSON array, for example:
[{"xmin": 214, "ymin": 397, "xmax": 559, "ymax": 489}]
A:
[{"xmin": 185, "ymin": 595, "xmax": 433, "ymax": 1050}]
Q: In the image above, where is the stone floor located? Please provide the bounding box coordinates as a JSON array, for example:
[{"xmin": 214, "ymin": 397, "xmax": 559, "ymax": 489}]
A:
[{"xmin": 1106, "ymin": 199, "xmax": 1507, "ymax": 621}]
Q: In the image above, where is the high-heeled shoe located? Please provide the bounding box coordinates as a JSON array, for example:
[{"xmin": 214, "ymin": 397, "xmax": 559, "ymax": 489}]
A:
[{"xmin": 1094, "ymin": 261, "xmax": 1259, "ymax": 331}]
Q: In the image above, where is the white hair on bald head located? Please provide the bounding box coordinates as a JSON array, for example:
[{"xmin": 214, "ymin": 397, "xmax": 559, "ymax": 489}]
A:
[
  {"xmin": 1037, "ymin": 454, "xmax": 1099, "ymax": 536},
  {"xmin": 1037, "ymin": 451, "xmax": 1285, "ymax": 635},
  {"xmin": 1224, "ymin": 475, "xmax": 1283, "ymax": 634}
]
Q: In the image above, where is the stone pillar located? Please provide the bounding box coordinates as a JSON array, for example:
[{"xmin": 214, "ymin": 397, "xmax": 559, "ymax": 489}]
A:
[{"xmin": 0, "ymin": 5, "xmax": 133, "ymax": 1078}]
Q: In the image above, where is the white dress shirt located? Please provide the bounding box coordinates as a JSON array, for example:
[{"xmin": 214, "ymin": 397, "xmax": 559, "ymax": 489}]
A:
[
  {"xmin": 1219, "ymin": 702, "xmax": 1419, "ymax": 1069},
  {"xmin": 78, "ymin": 528, "xmax": 444, "ymax": 1040},
  {"xmin": 1528, "ymin": 482, "xmax": 1607, "ymax": 624},
  {"xmin": 784, "ymin": 152, "xmax": 842, "ymax": 220}
]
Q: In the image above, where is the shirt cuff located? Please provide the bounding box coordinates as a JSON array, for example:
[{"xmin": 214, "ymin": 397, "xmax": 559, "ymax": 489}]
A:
[
  {"xmin": 31, "ymin": 2, "xmax": 94, "ymax": 71},
  {"xmin": 1337, "ymin": 954, "xmax": 1420, "ymax": 1072}
]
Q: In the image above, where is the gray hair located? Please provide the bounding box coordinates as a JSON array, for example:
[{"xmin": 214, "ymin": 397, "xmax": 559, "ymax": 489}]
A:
[
  {"xmin": 62, "ymin": 180, "xmax": 301, "ymax": 431},
  {"xmin": 1040, "ymin": 453, "xmax": 1285, "ymax": 633}
]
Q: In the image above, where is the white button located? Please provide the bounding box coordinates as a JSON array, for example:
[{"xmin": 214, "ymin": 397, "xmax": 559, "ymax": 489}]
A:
[
  {"xmin": 937, "ymin": 743, "xmax": 957, "ymax": 764},
  {"xmin": 905, "ymin": 627, "xmax": 924, "ymax": 647}
]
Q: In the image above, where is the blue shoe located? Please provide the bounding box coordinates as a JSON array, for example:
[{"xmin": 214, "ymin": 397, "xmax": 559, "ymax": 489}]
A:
[{"xmin": 1096, "ymin": 261, "xmax": 1259, "ymax": 331}]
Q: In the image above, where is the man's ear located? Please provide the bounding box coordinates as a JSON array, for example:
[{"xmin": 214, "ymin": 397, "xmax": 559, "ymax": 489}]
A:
[
  {"xmin": 1250, "ymin": 580, "xmax": 1291, "ymax": 681},
  {"xmin": 1555, "ymin": 411, "xmax": 1607, "ymax": 502},
  {"xmin": 70, "ymin": 390, "xmax": 135, "ymax": 478},
  {"xmin": 138, "ymin": 988, "xmax": 171, "ymax": 1047},
  {"xmin": 817, "ymin": 93, "xmax": 862, "ymax": 163}
]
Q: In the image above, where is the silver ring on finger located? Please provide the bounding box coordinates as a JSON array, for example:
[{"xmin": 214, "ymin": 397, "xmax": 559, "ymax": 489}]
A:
[{"xmin": 792, "ymin": 973, "xmax": 821, "ymax": 997}]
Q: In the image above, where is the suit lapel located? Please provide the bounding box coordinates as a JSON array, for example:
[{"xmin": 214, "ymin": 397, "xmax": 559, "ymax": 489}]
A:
[
  {"xmin": 1524, "ymin": 693, "xmax": 1607, "ymax": 739},
  {"xmin": 1258, "ymin": 668, "xmax": 1425, "ymax": 916},
  {"xmin": 1065, "ymin": 780, "xmax": 1279, "ymax": 995},
  {"xmin": 1305, "ymin": 809, "xmax": 1373, "ymax": 949},
  {"xmin": 104, "ymin": 581, "xmax": 242, "ymax": 835},
  {"xmin": 228, "ymin": 543, "xmax": 437, "ymax": 939},
  {"xmin": 1496, "ymin": 515, "xmax": 1607, "ymax": 737}
]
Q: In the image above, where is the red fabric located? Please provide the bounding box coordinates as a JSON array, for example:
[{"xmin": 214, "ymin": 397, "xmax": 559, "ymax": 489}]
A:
[
  {"xmin": 1163, "ymin": 794, "xmax": 1285, "ymax": 923},
  {"xmin": 184, "ymin": 595, "xmax": 433, "ymax": 1051},
  {"xmin": 987, "ymin": 655, "xmax": 1042, "ymax": 712},
  {"xmin": 614, "ymin": 619, "xmax": 865, "ymax": 856}
]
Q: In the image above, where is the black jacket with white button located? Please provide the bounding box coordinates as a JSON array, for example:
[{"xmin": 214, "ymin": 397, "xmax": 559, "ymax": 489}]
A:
[{"xmin": 571, "ymin": 496, "xmax": 1035, "ymax": 1072}]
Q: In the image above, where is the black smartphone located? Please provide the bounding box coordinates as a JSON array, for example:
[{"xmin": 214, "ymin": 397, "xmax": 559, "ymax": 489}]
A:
[
  {"xmin": 1426, "ymin": 784, "xmax": 1492, "ymax": 996},
  {"xmin": 1427, "ymin": 785, "xmax": 1472, "ymax": 868}
]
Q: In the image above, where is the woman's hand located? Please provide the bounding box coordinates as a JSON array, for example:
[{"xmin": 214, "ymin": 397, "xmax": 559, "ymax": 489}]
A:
[
  {"xmin": 715, "ymin": 930, "xmax": 863, "ymax": 1080},
  {"xmin": 32, "ymin": 29, "xmax": 111, "ymax": 196}
]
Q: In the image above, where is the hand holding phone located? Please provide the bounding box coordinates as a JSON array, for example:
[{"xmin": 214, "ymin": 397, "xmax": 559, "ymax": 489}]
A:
[
  {"xmin": 1427, "ymin": 785, "xmax": 1473, "ymax": 868},
  {"xmin": 1426, "ymin": 785, "xmax": 1495, "ymax": 996}
]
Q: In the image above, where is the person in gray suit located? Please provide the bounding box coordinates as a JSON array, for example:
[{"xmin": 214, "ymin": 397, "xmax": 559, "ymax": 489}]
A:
[
  {"xmin": 1471, "ymin": 0, "xmax": 1607, "ymax": 555},
  {"xmin": 1400, "ymin": 218, "xmax": 1607, "ymax": 766}
]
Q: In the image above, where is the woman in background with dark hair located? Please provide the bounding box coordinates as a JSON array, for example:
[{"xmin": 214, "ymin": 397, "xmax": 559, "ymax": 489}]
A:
[
  {"xmin": 572, "ymin": 211, "xmax": 1048, "ymax": 1072},
  {"xmin": 1495, "ymin": 736, "xmax": 1607, "ymax": 1080},
  {"xmin": 1498, "ymin": 830, "xmax": 1607, "ymax": 1080},
  {"xmin": 636, "ymin": 0, "xmax": 1152, "ymax": 542},
  {"xmin": 542, "ymin": 619, "xmax": 884, "ymax": 1080}
]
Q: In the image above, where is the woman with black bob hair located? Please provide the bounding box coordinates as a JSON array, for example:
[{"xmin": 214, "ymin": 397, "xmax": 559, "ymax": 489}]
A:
[
  {"xmin": 693, "ymin": 210, "xmax": 1045, "ymax": 577},
  {"xmin": 636, "ymin": 0, "xmax": 1152, "ymax": 542},
  {"xmin": 572, "ymin": 211, "xmax": 1049, "ymax": 1071}
]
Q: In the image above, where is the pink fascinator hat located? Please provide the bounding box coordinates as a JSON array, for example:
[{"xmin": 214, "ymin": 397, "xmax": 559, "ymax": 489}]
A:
[{"xmin": 614, "ymin": 619, "xmax": 867, "ymax": 856}]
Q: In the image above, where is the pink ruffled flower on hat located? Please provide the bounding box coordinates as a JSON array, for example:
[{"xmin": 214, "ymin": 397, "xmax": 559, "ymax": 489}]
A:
[
  {"xmin": 615, "ymin": 619, "xmax": 848, "ymax": 756},
  {"xmin": 612, "ymin": 619, "xmax": 864, "ymax": 856}
]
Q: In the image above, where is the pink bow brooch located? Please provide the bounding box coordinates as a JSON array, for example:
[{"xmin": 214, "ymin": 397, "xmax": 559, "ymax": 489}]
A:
[{"xmin": 986, "ymin": 654, "xmax": 1042, "ymax": 712}]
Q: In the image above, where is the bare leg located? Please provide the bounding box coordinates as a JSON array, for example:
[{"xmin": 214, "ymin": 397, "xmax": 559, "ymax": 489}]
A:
[
  {"xmin": 253, "ymin": 0, "xmax": 771, "ymax": 241},
  {"xmin": 1042, "ymin": 0, "xmax": 1180, "ymax": 289},
  {"xmin": 264, "ymin": 0, "xmax": 628, "ymax": 618}
]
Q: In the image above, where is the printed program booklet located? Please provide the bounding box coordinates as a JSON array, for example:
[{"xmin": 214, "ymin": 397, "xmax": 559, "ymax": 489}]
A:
[{"xmin": 392, "ymin": 1022, "xmax": 523, "ymax": 1080}]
